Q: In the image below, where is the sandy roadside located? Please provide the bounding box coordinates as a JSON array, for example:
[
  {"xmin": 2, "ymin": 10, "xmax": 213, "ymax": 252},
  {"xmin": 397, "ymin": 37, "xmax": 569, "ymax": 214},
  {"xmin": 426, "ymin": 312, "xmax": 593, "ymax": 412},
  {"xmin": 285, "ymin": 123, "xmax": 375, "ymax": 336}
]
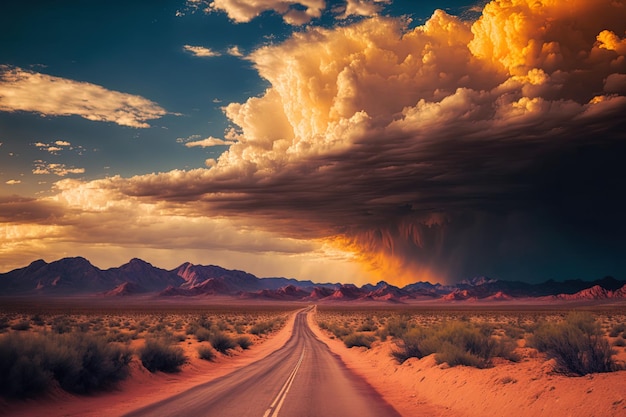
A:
[
  {"xmin": 307, "ymin": 307, "xmax": 626, "ymax": 417},
  {"xmin": 1, "ymin": 309, "xmax": 299, "ymax": 417}
]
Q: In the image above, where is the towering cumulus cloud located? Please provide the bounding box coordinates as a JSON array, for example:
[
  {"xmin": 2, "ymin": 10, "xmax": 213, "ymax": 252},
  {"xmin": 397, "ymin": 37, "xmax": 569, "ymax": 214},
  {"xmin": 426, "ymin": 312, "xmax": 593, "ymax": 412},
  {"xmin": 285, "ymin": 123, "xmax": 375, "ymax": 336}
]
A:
[{"xmin": 25, "ymin": 0, "xmax": 626, "ymax": 284}]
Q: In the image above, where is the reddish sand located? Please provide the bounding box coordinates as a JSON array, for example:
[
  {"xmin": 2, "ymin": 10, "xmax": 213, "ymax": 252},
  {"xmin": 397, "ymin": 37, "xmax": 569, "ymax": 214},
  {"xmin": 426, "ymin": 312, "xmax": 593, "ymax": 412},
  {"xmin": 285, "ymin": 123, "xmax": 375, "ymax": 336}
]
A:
[
  {"xmin": 307, "ymin": 310, "xmax": 626, "ymax": 417},
  {"xmin": 0, "ymin": 311, "xmax": 297, "ymax": 417}
]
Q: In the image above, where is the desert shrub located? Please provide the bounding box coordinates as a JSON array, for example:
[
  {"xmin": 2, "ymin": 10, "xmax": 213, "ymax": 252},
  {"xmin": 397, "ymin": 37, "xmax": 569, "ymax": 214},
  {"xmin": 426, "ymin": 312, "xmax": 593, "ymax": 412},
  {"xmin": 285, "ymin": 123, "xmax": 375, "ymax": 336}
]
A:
[
  {"xmin": 609, "ymin": 323, "xmax": 626, "ymax": 338},
  {"xmin": 186, "ymin": 322, "xmax": 200, "ymax": 335},
  {"xmin": 30, "ymin": 314, "xmax": 45, "ymax": 326},
  {"xmin": 0, "ymin": 334, "xmax": 49, "ymax": 398},
  {"xmin": 140, "ymin": 338, "xmax": 186, "ymax": 373},
  {"xmin": 106, "ymin": 330, "xmax": 133, "ymax": 344},
  {"xmin": 357, "ymin": 319, "xmax": 377, "ymax": 332},
  {"xmin": 216, "ymin": 320, "xmax": 230, "ymax": 331},
  {"xmin": 384, "ymin": 316, "xmax": 413, "ymax": 338},
  {"xmin": 197, "ymin": 345, "xmax": 216, "ymax": 361},
  {"xmin": 236, "ymin": 336, "xmax": 252, "ymax": 350},
  {"xmin": 613, "ymin": 338, "xmax": 626, "ymax": 347},
  {"xmin": 530, "ymin": 312, "xmax": 617, "ymax": 375},
  {"xmin": 0, "ymin": 332, "xmax": 131, "ymax": 398},
  {"xmin": 209, "ymin": 331, "xmax": 236, "ymax": 354},
  {"xmin": 11, "ymin": 320, "xmax": 31, "ymax": 331},
  {"xmin": 392, "ymin": 321, "xmax": 517, "ymax": 368},
  {"xmin": 250, "ymin": 320, "xmax": 275, "ymax": 335},
  {"xmin": 194, "ymin": 327, "xmax": 212, "ymax": 342},
  {"xmin": 52, "ymin": 318, "xmax": 72, "ymax": 334},
  {"xmin": 46, "ymin": 333, "xmax": 132, "ymax": 393},
  {"xmin": 343, "ymin": 332, "xmax": 375, "ymax": 349}
]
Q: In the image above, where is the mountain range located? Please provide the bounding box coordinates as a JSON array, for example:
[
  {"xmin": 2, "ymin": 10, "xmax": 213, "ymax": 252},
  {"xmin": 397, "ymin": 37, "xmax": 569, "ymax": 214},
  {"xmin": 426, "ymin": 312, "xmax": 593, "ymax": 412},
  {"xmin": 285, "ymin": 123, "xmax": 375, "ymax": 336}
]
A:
[{"xmin": 1, "ymin": 257, "xmax": 625, "ymax": 303}]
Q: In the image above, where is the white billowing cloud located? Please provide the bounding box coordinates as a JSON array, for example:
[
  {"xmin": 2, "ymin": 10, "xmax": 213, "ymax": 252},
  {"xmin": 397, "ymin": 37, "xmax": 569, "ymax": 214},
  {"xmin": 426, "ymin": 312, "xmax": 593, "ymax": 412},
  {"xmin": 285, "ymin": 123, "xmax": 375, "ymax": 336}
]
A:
[
  {"xmin": 32, "ymin": 161, "xmax": 85, "ymax": 177},
  {"xmin": 55, "ymin": 140, "xmax": 71, "ymax": 147},
  {"xmin": 183, "ymin": 44, "xmax": 221, "ymax": 57},
  {"xmin": 185, "ymin": 136, "xmax": 237, "ymax": 147},
  {"xmin": 5, "ymin": 180, "xmax": 21, "ymax": 185},
  {"xmin": 208, "ymin": 0, "xmax": 326, "ymax": 25},
  {"xmin": 336, "ymin": 0, "xmax": 390, "ymax": 19},
  {"xmin": 0, "ymin": 66, "xmax": 168, "ymax": 128}
]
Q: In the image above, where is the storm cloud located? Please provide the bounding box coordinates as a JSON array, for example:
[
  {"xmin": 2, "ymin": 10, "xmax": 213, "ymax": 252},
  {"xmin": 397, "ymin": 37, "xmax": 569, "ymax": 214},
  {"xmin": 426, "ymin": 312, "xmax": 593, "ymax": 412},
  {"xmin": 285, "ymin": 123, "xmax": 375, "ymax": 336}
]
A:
[{"xmin": 5, "ymin": 0, "xmax": 626, "ymax": 284}]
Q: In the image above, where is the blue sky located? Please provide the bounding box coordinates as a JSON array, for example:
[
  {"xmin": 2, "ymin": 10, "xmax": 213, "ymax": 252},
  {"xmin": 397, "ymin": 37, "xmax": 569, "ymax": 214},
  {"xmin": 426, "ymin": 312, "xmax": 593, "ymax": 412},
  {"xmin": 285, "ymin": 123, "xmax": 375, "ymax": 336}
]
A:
[{"xmin": 1, "ymin": 0, "xmax": 625, "ymax": 285}]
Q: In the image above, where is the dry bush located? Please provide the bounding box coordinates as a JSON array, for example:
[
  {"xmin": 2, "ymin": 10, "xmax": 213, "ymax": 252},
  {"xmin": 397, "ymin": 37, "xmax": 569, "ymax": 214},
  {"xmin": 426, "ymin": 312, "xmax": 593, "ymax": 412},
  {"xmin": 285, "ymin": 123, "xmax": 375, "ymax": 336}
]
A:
[
  {"xmin": 197, "ymin": 345, "xmax": 216, "ymax": 361},
  {"xmin": 139, "ymin": 338, "xmax": 186, "ymax": 373},
  {"xmin": 0, "ymin": 332, "xmax": 131, "ymax": 398},
  {"xmin": 236, "ymin": 336, "xmax": 253, "ymax": 350},
  {"xmin": 209, "ymin": 331, "xmax": 236, "ymax": 354},
  {"xmin": 392, "ymin": 321, "xmax": 518, "ymax": 368},
  {"xmin": 343, "ymin": 332, "xmax": 375, "ymax": 349},
  {"xmin": 530, "ymin": 312, "xmax": 618, "ymax": 375}
]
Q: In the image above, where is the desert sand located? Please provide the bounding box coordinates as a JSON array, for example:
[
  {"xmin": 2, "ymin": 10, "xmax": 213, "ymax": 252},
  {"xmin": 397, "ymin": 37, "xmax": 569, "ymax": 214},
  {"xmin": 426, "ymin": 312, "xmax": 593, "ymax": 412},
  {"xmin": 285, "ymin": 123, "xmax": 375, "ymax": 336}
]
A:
[{"xmin": 308, "ymin": 310, "xmax": 626, "ymax": 417}]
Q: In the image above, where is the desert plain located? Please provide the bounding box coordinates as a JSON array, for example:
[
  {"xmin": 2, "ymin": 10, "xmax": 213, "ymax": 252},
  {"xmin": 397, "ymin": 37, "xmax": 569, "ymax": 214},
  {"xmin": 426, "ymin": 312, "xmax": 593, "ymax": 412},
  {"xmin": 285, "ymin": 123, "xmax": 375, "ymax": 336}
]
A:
[{"xmin": 0, "ymin": 297, "xmax": 625, "ymax": 417}]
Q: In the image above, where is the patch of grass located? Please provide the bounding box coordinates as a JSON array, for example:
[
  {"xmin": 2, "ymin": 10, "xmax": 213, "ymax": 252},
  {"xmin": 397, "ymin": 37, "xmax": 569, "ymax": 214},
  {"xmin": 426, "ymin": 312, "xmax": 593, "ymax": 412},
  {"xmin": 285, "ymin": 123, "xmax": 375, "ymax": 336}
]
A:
[
  {"xmin": 139, "ymin": 338, "xmax": 186, "ymax": 373},
  {"xmin": 530, "ymin": 312, "xmax": 618, "ymax": 376}
]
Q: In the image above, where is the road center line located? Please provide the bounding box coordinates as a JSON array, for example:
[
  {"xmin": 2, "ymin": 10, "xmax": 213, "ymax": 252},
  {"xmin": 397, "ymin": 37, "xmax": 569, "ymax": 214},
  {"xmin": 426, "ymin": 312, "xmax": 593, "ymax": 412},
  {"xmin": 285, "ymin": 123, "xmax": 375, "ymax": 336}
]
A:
[{"xmin": 263, "ymin": 348, "xmax": 306, "ymax": 417}]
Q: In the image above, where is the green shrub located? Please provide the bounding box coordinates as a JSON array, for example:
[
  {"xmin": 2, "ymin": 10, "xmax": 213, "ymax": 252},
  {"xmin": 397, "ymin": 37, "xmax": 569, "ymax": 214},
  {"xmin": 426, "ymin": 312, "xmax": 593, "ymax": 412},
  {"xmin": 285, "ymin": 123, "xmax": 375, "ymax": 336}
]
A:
[
  {"xmin": 140, "ymin": 338, "xmax": 186, "ymax": 373},
  {"xmin": 209, "ymin": 331, "xmax": 236, "ymax": 354},
  {"xmin": 530, "ymin": 312, "xmax": 617, "ymax": 375},
  {"xmin": 343, "ymin": 332, "xmax": 375, "ymax": 349},
  {"xmin": 197, "ymin": 345, "xmax": 216, "ymax": 361}
]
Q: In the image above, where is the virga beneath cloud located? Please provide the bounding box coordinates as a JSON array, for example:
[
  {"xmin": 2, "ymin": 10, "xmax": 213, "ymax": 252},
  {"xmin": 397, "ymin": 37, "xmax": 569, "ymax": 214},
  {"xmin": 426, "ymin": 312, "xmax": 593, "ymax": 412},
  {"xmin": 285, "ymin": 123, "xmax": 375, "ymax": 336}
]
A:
[{"xmin": 3, "ymin": 0, "xmax": 626, "ymax": 284}]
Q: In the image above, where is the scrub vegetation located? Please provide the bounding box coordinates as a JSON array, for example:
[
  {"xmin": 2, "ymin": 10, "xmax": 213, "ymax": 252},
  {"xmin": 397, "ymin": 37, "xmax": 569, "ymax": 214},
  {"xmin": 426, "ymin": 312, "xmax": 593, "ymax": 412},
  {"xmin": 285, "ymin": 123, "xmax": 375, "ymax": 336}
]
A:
[
  {"xmin": 316, "ymin": 307, "xmax": 626, "ymax": 374},
  {"xmin": 0, "ymin": 304, "xmax": 290, "ymax": 399}
]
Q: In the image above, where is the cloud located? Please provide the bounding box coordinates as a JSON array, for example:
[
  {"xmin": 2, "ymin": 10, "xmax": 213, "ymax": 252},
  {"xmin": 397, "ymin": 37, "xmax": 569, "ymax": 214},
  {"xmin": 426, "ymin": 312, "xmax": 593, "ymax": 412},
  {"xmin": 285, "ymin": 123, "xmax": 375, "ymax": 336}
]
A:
[
  {"xmin": 55, "ymin": 140, "xmax": 71, "ymax": 147},
  {"xmin": 4, "ymin": 0, "xmax": 626, "ymax": 285},
  {"xmin": 5, "ymin": 180, "xmax": 21, "ymax": 185},
  {"xmin": 336, "ymin": 0, "xmax": 390, "ymax": 19},
  {"xmin": 0, "ymin": 66, "xmax": 168, "ymax": 128},
  {"xmin": 185, "ymin": 136, "xmax": 237, "ymax": 147},
  {"xmin": 227, "ymin": 46, "xmax": 244, "ymax": 57},
  {"xmin": 207, "ymin": 0, "xmax": 326, "ymax": 25},
  {"xmin": 183, "ymin": 44, "xmax": 221, "ymax": 57},
  {"xmin": 32, "ymin": 161, "xmax": 85, "ymax": 177}
]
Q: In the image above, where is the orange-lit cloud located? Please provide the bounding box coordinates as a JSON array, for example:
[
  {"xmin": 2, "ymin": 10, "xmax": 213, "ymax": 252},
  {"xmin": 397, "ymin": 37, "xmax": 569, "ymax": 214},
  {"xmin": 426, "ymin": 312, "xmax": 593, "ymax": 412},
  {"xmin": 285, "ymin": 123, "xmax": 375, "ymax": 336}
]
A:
[
  {"xmin": 207, "ymin": 0, "xmax": 325, "ymax": 25},
  {"xmin": 0, "ymin": 66, "xmax": 168, "ymax": 128},
  {"xmin": 183, "ymin": 45, "xmax": 221, "ymax": 57},
  {"xmin": 3, "ymin": 0, "xmax": 626, "ymax": 284}
]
